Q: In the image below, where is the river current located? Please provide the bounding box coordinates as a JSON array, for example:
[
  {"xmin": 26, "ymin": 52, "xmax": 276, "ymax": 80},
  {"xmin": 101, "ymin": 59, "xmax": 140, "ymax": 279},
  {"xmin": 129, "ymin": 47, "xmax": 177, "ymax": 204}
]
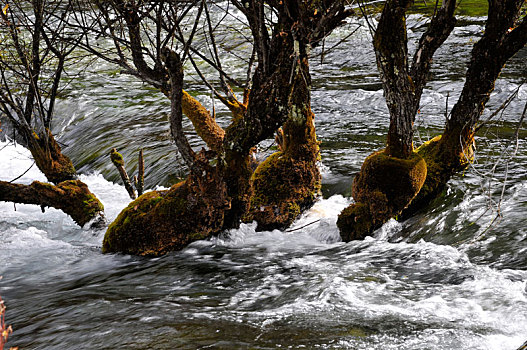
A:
[{"xmin": 1, "ymin": 13, "xmax": 527, "ymax": 349}]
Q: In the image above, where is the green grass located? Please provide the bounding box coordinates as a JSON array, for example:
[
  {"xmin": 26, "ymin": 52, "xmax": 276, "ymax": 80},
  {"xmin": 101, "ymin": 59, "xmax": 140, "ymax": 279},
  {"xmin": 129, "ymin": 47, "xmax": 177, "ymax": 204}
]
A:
[{"xmin": 409, "ymin": 0, "xmax": 489, "ymax": 17}]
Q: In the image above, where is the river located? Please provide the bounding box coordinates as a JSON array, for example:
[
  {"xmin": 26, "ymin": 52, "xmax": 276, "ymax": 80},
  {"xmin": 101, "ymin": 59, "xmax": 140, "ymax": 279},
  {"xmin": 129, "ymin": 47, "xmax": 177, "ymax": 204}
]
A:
[{"xmin": 1, "ymin": 11, "xmax": 526, "ymax": 350}]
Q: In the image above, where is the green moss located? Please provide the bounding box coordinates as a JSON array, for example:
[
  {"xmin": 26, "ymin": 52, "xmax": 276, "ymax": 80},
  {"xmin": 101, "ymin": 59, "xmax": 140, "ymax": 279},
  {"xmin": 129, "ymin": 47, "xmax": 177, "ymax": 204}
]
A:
[
  {"xmin": 337, "ymin": 203, "xmax": 374, "ymax": 241},
  {"xmin": 103, "ymin": 176, "xmax": 227, "ymax": 256},
  {"xmin": 353, "ymin": 150, "xmax": 427, "ymax": 211},
  {"xmin": 247, "ymin": 150, "xmax": 321, "ymax": 231},
  {"xmin": 104, "ymin": 190, "xmax": 166, "ymax": 252},
  {"xmin": 110, "ymin": 148, "xmax": 125, "ymax": 167},
  {"xmin": 30, "ymin": 180, "xmax": 104, "ymax": 227},
  {"xmin": 83, "ymin": 193, "xmax": 104, "ymax": 211},
  {"xmin": 287, "ymin": 202, "xmax": 301, "ymax": 218},
  {"xmin": 188, "ymin": 230, "xmax": 210, "ymax": 241},
  {"xmin": 250, "ymin": 152, "xmax": 286, "ymax": 207},
  {"xmin": 247, "ymin": 109, "xmax": 321, "ymax": 231},
  {"xmin": 30, "ymin": 131, "xmax": 77, "ymax": 184},
  {"xmin": 402, "ymin": 133, "xmax": 471, "ymax": 217},
  {"xmin": 339, "ymin": 149, "xmax": 427, "ymax": 241},
  {"xmin": 414, "ymin": 135, "xmax": 443, "ymax": 199}
]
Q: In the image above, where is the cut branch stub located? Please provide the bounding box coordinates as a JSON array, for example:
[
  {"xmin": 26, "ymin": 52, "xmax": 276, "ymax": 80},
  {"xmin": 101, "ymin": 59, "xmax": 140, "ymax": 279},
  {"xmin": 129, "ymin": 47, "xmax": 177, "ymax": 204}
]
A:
[
  {"xmin": 110, "ymin": 148, "xmax": 136, "ymax": 200},
  {"xmin": 181, "ymin": 91, "xmax": 225, "ymax": 153},
  {"xmin": 136, "ymin": 149, "xmax": 144, "ymax": 197}
]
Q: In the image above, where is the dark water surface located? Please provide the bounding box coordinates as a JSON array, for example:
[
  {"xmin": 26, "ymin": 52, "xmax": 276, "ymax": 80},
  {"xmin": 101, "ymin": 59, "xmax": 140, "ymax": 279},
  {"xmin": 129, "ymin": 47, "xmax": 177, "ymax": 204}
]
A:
[{"xmin": 1, "ymin": 13, "xmax": 527, "ymax": 350}]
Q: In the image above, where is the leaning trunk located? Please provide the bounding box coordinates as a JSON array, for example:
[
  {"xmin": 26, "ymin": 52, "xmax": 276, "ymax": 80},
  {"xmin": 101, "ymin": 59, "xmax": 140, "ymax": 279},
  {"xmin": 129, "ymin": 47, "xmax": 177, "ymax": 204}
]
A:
[
  {"xmin": 3, "ymin": 127, "xmax": 105, "ymax": 227},
  {"xmin": 21, "ymin": 129, "xmax": 77, "ymax": 185},
  {"xmin": 338, "ymin": 0, "xmax": 458, "ymax": 240},
  {"xmin": 0, "ymin": 180, "xmax": 103, "ymax": 227},
  {"xmin": 403, "ymin": 0, "xmax": 527, "ymax": 216}
]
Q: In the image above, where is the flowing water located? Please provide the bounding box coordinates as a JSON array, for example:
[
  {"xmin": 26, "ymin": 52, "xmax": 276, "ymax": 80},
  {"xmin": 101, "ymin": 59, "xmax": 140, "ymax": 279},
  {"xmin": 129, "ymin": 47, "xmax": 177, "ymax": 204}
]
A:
[{"xmin": 1, "ymin": 13, "xmax": 527, "ymax": 350}]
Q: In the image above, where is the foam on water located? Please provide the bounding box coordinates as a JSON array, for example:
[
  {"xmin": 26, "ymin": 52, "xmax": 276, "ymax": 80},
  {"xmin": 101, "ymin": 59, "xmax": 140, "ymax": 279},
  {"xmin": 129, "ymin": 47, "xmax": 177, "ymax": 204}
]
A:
[
  {"xmin": 1, "ymin": 139, "xmax": 132, "ymax": 226},
  {"xmin": 1, "ymin": 135, "xmax": 527, "ymax": 349}
]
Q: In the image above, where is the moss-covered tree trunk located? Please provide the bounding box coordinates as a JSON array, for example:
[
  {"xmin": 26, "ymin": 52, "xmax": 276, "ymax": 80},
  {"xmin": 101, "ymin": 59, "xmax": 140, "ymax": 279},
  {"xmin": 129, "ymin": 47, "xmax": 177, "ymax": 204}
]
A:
[
  {"xmin": 0, "ymin": 180, "xmax": 103, "ymax": 227},
  {"xmin": 0, "ymin": 1, "xmax": 105, "ymax": 227},
  {"xmin": 403, "ymin": 0, "xmax": 527, "ymax": 216},
  {"xmin": 100, "ymin": 0, "xmax": 351, "ymax": 255},
  {"xmin": 339, "ymin": 0, "xmax": 527, "ymax": 239},
  {"xmin": 2, "ymin": 125, "xmax": 105, "ymax": 227},
  {"xmin": 24, "ymin": 129, "xmax": 77, "ymax": 185},
  {"xmin": 338, "ymin": 0, "xmax": 457, "ymax": 240},
  {"xmin": 3, "ymin": 128, "xmax": 106, "ymax": 227},
  {"xmin": 239, "ymin": 0, "xmax": 354, "ymax": 231},
  {"xmin": 246, "ymin": 50, "xmax": 321, "ymax": 231}
]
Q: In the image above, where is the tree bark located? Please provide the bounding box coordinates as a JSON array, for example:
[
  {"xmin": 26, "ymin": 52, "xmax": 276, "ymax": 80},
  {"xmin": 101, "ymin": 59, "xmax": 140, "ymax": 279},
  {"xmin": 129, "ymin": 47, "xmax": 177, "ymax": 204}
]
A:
[
  {"xmin": 338, "ymin": 0, "xmax": 458, "ymax": 240},
  {"xmin": 400, "ymin": 0, "xmax": 527, "ymax": 218},
  {"xmin": 441, "ymin": 0, "xmax": 527, "ymax": 164},
  {"xmin": 98, "ymin": 0, "xmax": 351, "ymax": 255},
  {"xmin": 23, "ymin": 129, "xmax": 77, "ymax": 185},
  {"xmin": 374, "ymin": 0, "xmax": 456, "ymax": 158},
  {"xmin": 373, "ymin": 0, "xmax": 415, "ymax": 158},
  {"xmin": 135, "ymin": 149, "xmax": 144, "ymax": 196},
  {"xmin": 246, "ymin": 50, "xmax": 321, "ymax": 231},
  {"xmin": 110, "ymin": 148, "xmax": 136, "ymax": 200},
  {"xmin": 0, "ymin": 180, "xmax": 104, "ymax": 227}
]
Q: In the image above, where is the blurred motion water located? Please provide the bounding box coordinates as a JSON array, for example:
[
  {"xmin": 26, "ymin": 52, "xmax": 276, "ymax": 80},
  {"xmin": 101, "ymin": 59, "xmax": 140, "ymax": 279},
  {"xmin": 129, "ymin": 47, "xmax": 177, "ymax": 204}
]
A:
[{"xmin": 1, "ymin": 12, "xmax": 526, "ymax": 350}]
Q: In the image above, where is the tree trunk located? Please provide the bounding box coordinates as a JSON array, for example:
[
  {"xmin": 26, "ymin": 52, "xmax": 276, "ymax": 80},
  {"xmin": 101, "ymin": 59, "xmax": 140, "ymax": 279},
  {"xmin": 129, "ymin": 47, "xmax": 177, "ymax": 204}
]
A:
[
  {"xmin": 25, "ymin": 129, "xmax": 77, "ymax": 185},
  {"xmin": 103, "ymin": 169, "xmax": 228, "ymax": 256},
  {"xmin": 402, "ymin": 0, "xmax": 527, "ymax": 217},
  {"xmin": 0, "ymin": 0, "xmax": 105, "ymax": 228},
  {"xmin": 373, "ymin": 0, "xmax": 415, "ymax": 158},
  {"xmin": 100, "ymin": 0, "xmax": 351, "ymax": 255},
  {"xmin": 3, "ymin": 127, "xmax": 105, "ymax": 227},
  {"xmin": 0, "ymin": 180, "xmax": 104, "ymax": 227},
  {"xmin": 338, "ymin": 0, "xmax": 457, "ymax": 241},
  {"xmin": 373, "ymin": 0, "xmax": 457, "ymax": 158},
  {"xmin": 441, "ymin": 0, "xmax": 526, "ymax": 165},
  {"xmin": 245, "ymin": 50, "xmax": 321, "ymax": 231}
]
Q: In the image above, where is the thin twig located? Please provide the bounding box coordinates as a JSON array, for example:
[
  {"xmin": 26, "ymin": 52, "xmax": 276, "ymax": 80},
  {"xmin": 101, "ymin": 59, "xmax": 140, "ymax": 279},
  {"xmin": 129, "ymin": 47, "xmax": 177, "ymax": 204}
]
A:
[
  {"xmin": 286, "ymin": 219, "xmax": 321, "ymax": 232},
  {"xmin": 9, "ymin": 161, "xmax": 35, "ymax": 183}
]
